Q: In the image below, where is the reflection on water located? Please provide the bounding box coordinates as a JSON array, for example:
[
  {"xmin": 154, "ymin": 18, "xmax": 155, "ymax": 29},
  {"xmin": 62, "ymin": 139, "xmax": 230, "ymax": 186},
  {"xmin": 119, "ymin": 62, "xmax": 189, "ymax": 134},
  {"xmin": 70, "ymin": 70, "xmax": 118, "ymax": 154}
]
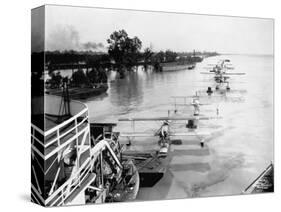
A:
[
  {"xmin": 110, "ymin": 71, "xmax": 144, "ymax": 112},
  {"xmin": 84, "ymin": 55, "xmax": 273, "ymax": 199}
]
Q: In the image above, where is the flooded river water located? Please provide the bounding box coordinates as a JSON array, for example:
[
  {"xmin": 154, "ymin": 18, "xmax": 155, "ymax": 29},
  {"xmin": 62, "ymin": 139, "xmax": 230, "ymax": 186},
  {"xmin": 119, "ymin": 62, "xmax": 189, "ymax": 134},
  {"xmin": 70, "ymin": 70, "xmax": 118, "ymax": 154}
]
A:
[{"xmin": 84, "ymin": 55, "xmax": 273, "ymax": 200}]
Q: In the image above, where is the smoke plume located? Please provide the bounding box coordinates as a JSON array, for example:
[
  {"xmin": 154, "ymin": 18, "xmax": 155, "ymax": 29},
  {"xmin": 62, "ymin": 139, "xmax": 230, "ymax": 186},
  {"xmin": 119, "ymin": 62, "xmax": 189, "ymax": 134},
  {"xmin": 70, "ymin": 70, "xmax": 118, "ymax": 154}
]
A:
[
  {"xmin": 83, "ymin": 42, "xmax": 104, "ymax": 50},
  {"xmin": 46, "ymin": 25, "xmax": 104, "ymax": 51}
]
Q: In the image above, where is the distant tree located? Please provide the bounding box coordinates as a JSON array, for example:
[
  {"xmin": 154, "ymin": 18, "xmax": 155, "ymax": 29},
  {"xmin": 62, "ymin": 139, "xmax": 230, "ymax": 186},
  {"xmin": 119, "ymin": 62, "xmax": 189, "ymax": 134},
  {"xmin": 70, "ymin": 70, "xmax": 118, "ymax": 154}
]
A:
[
  {"xmin": 87, "ymin": 68, "xmax": 100, "ymax": 84},
  {"xmin": 143, "ymin": 47, "xmax": 154, "ymax": 63},
  {"xmin": 107, "ymin": 29, "xmax": 142, "ymax": 68},
  {"xmin": 98, "ymin": 67, "xmax": 107, "ymax": 83},
  {"xmin": 164, "ymin": 50, "xmax": 178, "ymax": 62},
  {"xmin": 150, "ymin": 50, "xmax": 178, "ymax": 64},
  {"xmin": 87, "ymin": 67, "xmax": 108, "ymax": 85},
  {"xmin": 152, "ymin": 51, "xmax": 165, "ymax": 63},
  {"xmin": 71, "ymin": 69, "xmax": 89, "ymax": 87},
  {"xmin": 49, "ymin": 72, "xmax": 62, "ymax": 88},
  {"xmin": 142, "ymin": 47, "xmax": 153, "ymax": 70}
]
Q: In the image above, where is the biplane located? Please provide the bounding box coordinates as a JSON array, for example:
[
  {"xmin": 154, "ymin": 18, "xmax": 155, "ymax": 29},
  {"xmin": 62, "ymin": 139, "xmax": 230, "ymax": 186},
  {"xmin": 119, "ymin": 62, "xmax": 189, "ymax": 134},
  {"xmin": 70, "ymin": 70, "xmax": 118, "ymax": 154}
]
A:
[
  {"xmin": 188, "ymin": 84, "xmax": 247, "ymax": 105},
  {"xmin": 206, "ymin": 59, "xmax": 234, "ymax": 73},
  {"xmin": 170, "ymin": 88, "xmax": 245, "ymax": 112},
  {"xmin": 203, "ymin": 59, "xmax": 243, "ymax": 75},
  {"xmin": 201, "ymin": 71, "xmax": 245, "ymax": 83},
  {"xmin": 118, "ymin": 114, "xmax": 222, "ymax": 157},
  {"xmin": 201, "ymin": 59, "xmax": 246, "ymax": 93},
  {"xmin": 170, "ymin": 95, "xmax": 213, "ymax": 116}
]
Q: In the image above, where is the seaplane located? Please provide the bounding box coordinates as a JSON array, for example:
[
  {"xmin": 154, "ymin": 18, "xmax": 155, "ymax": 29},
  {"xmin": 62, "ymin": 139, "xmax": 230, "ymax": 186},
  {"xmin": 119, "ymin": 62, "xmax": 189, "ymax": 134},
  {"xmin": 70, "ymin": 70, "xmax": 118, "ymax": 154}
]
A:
[
  {"xmin": 206, "ymin": 59, "xmax": 234, "ymax": 72},
  {"xmin": 202, "ymin": 59, "xmax": 246, "ymax": 94},
  {"xmin": 116, "ymin": 113, "xmax": 225, "ymax": 187},
  {"xmin": 170, "ymin": 95, "xmax": 219, "ymax": 117},
  {"xmin": 118, "ymin": 112, "xmax": 222, "ymax": 155},
  {"xmin": 204, "ymin": 58, "xmax": 244, "ymax": 76},
  {"xmin": 190, "ymin": 87, "xmax": 246, "ymax": 104},
  {"xmin": 201, "ymin": 69, "xmax": 245, "ymax": 84},
  {"xmin": 115, "ymin": 115, "xmax": 217, "ymax": 187}
]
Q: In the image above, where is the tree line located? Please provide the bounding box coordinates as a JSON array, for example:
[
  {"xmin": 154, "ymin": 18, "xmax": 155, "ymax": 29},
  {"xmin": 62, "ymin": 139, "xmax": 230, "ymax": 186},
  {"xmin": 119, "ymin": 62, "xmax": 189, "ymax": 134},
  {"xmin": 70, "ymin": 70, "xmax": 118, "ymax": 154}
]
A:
[
  {"xmin": 32, "ymin": 29, "xmax": 219, "ymax": 90},
  {"xmin": 47, "ymin": 68, "xmax": 107, "ymax": 89}
]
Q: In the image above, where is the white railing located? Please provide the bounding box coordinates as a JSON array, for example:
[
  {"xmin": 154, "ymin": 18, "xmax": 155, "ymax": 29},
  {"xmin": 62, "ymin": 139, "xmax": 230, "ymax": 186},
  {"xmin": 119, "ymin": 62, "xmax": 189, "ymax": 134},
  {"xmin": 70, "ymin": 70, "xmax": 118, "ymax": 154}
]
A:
[
  {"xmin": 31, "ymin": 95, "xmax": 89, "ymax": 159},
  {"xmin": 44, "ymin": 139, "xmax": 123, "ymax": 206},
  {"xmin": 31, "ymin": 95, "xmax": 91, "ymax": 206},
  {"xmin": 31, "ymin": 108, "xmax": 89, "ymax": 160},
  {"xmin": 31, "ymin": 95, "xmax": 124, "ymax": 206},
  {"xmin": 46, "ymin": 157, "xmax": 92, "ymax": 206}
]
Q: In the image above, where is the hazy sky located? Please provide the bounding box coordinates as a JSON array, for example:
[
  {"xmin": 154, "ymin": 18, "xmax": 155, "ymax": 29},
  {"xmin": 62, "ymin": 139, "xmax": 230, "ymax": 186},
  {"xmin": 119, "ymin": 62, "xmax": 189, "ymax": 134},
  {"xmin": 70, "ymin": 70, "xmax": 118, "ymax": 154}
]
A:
[{"xmin": 33, "ymin": 5, "xmax": 274, "ymax": 54}]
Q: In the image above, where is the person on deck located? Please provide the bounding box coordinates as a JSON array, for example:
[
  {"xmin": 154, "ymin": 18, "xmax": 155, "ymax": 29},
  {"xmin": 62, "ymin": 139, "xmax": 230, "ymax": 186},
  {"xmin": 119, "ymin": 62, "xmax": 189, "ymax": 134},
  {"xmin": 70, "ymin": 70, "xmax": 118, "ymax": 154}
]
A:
[
  {"xmin": 192, "ymin": 98, "xmax": 200, "ymax": 116},
  {"xmin": 156, "ymin": 121, "xmax": 169, "ymax": 146}
]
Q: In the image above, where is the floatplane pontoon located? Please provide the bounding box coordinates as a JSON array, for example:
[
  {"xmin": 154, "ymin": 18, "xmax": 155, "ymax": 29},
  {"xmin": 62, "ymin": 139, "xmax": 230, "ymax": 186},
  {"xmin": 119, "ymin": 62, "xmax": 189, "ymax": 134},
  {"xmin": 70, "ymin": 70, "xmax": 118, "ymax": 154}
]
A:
[{"xmin": 116, "ymin": 109, "xmax": 224, "ymax": 187}]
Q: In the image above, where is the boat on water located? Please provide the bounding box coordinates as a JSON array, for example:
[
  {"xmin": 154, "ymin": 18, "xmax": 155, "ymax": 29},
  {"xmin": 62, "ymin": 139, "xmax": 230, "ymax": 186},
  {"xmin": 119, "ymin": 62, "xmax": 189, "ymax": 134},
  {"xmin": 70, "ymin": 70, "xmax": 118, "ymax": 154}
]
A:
[
  {"xmin": 46, "ymin": 83, "xmax": 108, "ymax": 100},
  {"xmin": 31, "ymin": 94, "xmax": 139, "ymax": 206},
  {"xmin": 160, "ymin": 62, "xmax": 196, "ymax": 72},
  {"xmin": 122, "ymin": 150, "xmax": 171, "ymax": 187},
  {"xmin": 91, "ymin": 122, "xmax": 171, "ymax": 188}
]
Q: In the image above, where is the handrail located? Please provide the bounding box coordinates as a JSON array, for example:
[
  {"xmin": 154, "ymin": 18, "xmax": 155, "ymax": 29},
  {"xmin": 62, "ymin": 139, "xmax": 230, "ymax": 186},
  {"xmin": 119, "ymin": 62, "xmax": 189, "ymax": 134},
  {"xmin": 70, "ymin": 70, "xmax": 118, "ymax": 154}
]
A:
[
  {"xmin": 31, "ymin": 145, "xmax": 45, "ymax": 159},
  {"xmin": 31, "ymin": 134, "xmax": 44, "ymax": 147},
  {"xmin": 46, "ymin": 139, "xmax": 123, "ymax": 206},
  {"xmin": 31, "ymin": 95, "xmax": 94, "ymax": 206},
  {"xmin": 49, "ymin": 166, "xmax": 95, "ymax": 207},
  {"xmin": 45, "ymin": 115, "xmax": 88, "ymax": 148},
  {"xmin": 32, "ymin": 135, "xmax": 123, "ymax": 206},
  {"xmin": 31, "ymin": 184, "xmax": 45, "ymax": 205},
  {"xmin": 49, "ymin": 160, "xmax": 94, "ymax": 206},
  {"xmin": 45, "ymin": 125, "xmax": 89, "ymax": 160},
  {"xmin": 31, "ymin": 114, "xmax": 89, "ymax": 160},
  {"xmin": 31, "ymin": 121, "xmax": 89, "ymax": 160},
  {"xmin": 45, "ymin": 157, "xmax": 91, "ymax": 205},
  {"xmin": 45, "ymin": 108, "xmax": 88, "ymax": 136},
  {"xmin": 91, "ymin": 139, "xmax": 122, "ymax": 169},
  {"xmin": 31, "ymin": 123, "xmax": 45, "ymax": 136}
]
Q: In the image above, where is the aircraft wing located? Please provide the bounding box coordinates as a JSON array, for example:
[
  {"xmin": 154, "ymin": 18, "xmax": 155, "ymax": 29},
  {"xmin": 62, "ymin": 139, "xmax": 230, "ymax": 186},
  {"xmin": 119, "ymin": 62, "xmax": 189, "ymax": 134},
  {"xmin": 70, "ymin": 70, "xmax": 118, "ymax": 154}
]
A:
[
  {"xmin": 120, "ymin": 132, "xmax": 155, "ymax": 137},
  {"xmin": 171, "ymin": 96, "xmax": 195, "ymax": 98},
  {"xmin": 120, "ymin": 131, "xmax": 211, "ymax": 137},
  {"xmin": 170, "ymin": 131, "xmax": 211, "ymax": 136},
  {"xmin": 174, "ymin": 103, "xmax": 211, "ymax": 106},
  {"xmin": 221, "ymin": 73, "xmax": 245, "ymax": 75},
  {"xmin": 225, "ymin": 66, "xmax": 235, "ymax": 70},
  {"xmin": 217, "ymin": 89, "xmax": 247, "ymax": 94},
  {"xmin": 119, "ymin": 116, "xmax": 219, "ymax": 122},
  {"xmin": 200, "ymin": 72, "xmax": 214, "ymax": 74}
]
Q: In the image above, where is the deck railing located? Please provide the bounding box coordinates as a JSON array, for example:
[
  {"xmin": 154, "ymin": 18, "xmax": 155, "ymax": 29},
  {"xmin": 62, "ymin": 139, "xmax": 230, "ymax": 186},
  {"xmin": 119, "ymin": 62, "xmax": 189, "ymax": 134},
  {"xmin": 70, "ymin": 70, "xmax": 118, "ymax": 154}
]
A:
[
  {"xmin": 45, "ymin": 157, "xmax": 92, "ymax": 206},
  {"xmin": 44, "ymin": 139, "xmax": 123, "ymax": 206},
  {"xmin": 31, "ymin": 95, "xmax": 89, "ymax": 160},
  {"xmin": 31, "ymin": 95, "xmax": 123, "ymax": 206},
  {"xmin": 31, "ymin": 95, "xmax": 91, "ymax": 206}
]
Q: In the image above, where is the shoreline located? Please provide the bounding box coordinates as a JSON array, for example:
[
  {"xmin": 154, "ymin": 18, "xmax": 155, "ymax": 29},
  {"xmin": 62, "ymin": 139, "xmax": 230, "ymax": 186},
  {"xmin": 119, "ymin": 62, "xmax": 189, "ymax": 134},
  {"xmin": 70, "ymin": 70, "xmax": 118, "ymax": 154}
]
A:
[{"xmin": 46, "ymin": 84, "xmax": 108, "ymax": 100}]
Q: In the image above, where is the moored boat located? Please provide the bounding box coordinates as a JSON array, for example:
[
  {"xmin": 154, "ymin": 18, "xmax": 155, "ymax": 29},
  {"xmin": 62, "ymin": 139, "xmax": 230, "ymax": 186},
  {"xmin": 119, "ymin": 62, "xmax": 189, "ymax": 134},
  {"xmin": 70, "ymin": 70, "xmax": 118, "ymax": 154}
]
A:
[{"xmin": 160, "ymin": 62, "xmax": 196, "ymax": 72}]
